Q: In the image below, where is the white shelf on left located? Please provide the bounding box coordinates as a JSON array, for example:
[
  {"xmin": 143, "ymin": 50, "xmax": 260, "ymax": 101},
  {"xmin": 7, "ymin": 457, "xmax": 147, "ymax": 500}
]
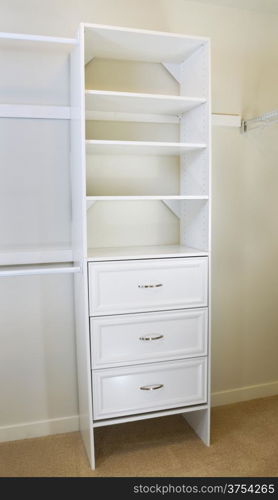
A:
[
  {"xmin": 0, "ymin": 32, "xmax": 77, "ymax": 53},
  {"xmin": 0, "ymin": 104, "xmax": 71, "ymax": 119},
  {"xmin": 0, "ymin": 263, "xmax": 80, "ymax": 278},
  {"xmin": 0, "ymin": 246, "xmax": 73, "ymax": 266}
]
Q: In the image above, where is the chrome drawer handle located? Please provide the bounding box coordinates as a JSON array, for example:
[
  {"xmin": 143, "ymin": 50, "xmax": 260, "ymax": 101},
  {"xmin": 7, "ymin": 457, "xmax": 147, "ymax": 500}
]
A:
[
  {"xmin": 139, "ymin": 335, "xmax": 164, "ymax": 341},
  {"xmin": 138, "ymin": 283, "xmax": 163, "ymax": 289},
  {"xmin": 140, "ymin": 384, "xmax": 164, "ymax": 391}
]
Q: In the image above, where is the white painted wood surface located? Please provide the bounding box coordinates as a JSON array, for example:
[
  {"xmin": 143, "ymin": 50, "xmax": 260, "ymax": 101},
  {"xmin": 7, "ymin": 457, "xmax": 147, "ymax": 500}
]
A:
[
  {"xmin": 0, "ymin": 247, "xmax": 73, "ymax": 266},
  {"xmin": 85, "ymin": 90, "xmax": 206, "ymax": 116},
  {"xmin": 0, "ymin": 31, "xmax": 77, "ymax": 51},
  {"xmin": 84, "ymin": 23, "xmax": 208, "ymax": 64},
  {"xmin": 92, "ymin": 403, "xmax": 209, "ymax": 427},
  {"xmin": 0, "ymin": 104, "xmax": 71, "ymax": 119},
  {"xmin": 90, "ymin": 308, "xmax": 208, "ymax": 368},
  {"xmin": 86, "ymin": 196, "xmax": 209, "ymax": 203},
  {"xmin": 88, "ymin": 257, "xmax": 208, "ymax": 316},
  {"xmin": 212, "ymin": 113, "xmax": 241, "ymax": 127},
  {"xmin": 92, "ymin": 358, "xmax": 207, "ymax": 420},
  {"xmin": 70, "ymin": 27, "xmax": 95, "ymax": 469},
  {"xmin": 86, "ymin": 140, "xmax": 207, "ymax": 155},
  {"xmin": 87, "ymin": 244, "xmax": 208, "ymax": 261},
  {"xmin": 0, "ymin": 263, "xmax": 80, "ymax": 277}
]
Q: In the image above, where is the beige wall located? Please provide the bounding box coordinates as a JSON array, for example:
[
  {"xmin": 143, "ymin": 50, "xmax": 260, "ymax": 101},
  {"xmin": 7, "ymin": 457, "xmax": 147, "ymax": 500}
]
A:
[{"xmin": 1, "ymin": 0, "xmax": 278, "ymax": 432}]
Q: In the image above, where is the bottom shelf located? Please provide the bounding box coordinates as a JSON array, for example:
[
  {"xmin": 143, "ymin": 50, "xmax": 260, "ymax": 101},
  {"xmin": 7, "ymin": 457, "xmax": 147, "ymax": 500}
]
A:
[
  {"xmin": 87, "ymin": 244, "xmax": 208, "ymax": 261},
  {"xmin": 93, "ymin": 403, "xmax": 209, "ymax": 427}
]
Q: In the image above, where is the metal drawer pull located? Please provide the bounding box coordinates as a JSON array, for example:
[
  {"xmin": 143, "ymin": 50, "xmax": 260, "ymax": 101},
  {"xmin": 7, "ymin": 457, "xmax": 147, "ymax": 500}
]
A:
[
  {"xmin": 138, "ymin": 283, "xmax": 163, "ymax": 289},
  {"xmin": 140, "ymin": 384, "xmax": 164, "ymax": 391},
  {"xmin": 139, "ymin": 335, "xmax": 164, "ymax": 341}
]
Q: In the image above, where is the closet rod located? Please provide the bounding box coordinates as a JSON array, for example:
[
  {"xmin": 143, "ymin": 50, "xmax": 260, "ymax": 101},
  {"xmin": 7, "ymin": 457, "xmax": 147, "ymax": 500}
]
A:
[
  {"xmin": 241, "ymin": 109, "xmax": 278, "ymax": 133},
  {"xmin": 0, "ymin": 264, "xmax": 81, "ymax": 278}
]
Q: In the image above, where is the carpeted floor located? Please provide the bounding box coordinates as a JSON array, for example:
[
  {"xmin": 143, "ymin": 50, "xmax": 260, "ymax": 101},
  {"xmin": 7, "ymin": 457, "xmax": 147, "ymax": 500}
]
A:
[{"xmin": 0, "ymin": 395, "xmax": 277, "ymax": 477}]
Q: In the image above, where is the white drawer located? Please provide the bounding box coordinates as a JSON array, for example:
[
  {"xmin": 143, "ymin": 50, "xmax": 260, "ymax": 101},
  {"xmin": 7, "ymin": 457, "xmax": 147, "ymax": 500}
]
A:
[
  {"xmin": 88, "ymin": 257, "xmax": 208, "ymax": 316},
  {"xmin": 90, "ymin": 308, "xmax": 208, "ymax": 368},
  {"xmin": 92, "ymin": 357, "xmax": 207, "ymax": 420}
]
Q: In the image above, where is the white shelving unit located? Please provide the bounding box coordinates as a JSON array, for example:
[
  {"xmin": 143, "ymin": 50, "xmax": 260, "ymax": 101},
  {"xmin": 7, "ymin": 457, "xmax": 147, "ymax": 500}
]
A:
[
  {"xmin": 71, "ymin": 22, "xmax": 211, "ymax": 469},
  {"xmin": 0, "ymin": 31, "xmax": 80, "ymax": 272},
  {"xmin": 0, "ymin": 23, "xmax": 211, "ymax": 471}
]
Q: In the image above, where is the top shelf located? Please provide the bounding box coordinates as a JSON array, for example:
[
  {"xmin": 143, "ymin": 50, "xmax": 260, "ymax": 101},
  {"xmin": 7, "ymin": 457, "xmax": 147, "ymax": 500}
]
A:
[
  {"xmin": 0, "ymin": 32, "xmax": 77, "ymax": 53},
  {"xmin": 83, "ymin": 23, "xmax": 208, "ymax": 64}
]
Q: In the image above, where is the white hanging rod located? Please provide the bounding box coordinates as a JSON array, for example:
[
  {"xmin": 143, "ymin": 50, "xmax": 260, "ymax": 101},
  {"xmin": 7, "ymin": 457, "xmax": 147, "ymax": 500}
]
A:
[
  {"xmin": 0, "ymin": 263, "xmax": 81, "ymax": 277},
  {"xmin": 241, "ymin": 109, "xmax": 278, "ymax": 133}
]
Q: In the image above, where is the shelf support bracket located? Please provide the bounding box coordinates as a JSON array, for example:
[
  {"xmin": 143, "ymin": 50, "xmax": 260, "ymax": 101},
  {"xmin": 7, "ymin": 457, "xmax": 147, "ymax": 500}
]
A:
[
  {"xmin": 86, "ymin": 200, "xmax": 96, "ymax": 211},
  {"xmin": 162, "ymin": 200, "xmax": 181, "ymax": 218},
  {"xmin": 162, "ymin": 62, "xmax": 181, "ymax": 84}
]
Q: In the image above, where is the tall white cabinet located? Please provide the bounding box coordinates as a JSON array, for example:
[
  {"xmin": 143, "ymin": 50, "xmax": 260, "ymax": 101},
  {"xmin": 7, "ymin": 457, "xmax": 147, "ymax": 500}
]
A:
[{"xmin": 74, "ymin": 23, "xmax": 211, "ymax": 469}]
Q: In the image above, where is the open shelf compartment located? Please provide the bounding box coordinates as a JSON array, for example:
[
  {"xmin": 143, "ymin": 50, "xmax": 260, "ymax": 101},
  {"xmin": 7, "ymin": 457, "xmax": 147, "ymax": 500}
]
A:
[
  {"xmin": 84, "ymin": 23, "xmax": 208, "ymax": 65},
  {"xmin": 86, "ymin": 198, "xmax": 209, "ymax": 261}
]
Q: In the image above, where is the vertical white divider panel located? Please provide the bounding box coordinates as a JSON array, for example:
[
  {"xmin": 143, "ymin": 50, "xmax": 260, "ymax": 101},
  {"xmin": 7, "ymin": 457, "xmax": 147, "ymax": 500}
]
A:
[
  {"xmin": 181, "ymin": 42, "xmax": 211, "ymax": 442},
  {"xmin": 70, "ymin": 25, "xmax": 95, "ymax": 469}
]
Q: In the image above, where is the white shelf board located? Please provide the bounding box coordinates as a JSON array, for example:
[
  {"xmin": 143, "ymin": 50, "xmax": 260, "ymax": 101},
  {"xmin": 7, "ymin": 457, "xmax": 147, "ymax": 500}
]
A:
[
  {"xmin": 0, "ymin": 262, "xmax": 80, "ymax": 278},
  {"xmin": 86, "ymin": 195, "xmax": 208, "ymax": 201},
  {"xmin": 0, "ymin": 104, "xmax": 71, "ymax": 120},
  {"xmin": 87, "ymin": 244, "xmax": 208, "ymax": 261},
  {"xmin": 212, "ymin": 113, "xmax": 241, "ymax": 127},
  {"xmin": 85, "ymin": 90, "xmax": 206, "ymax": 116},
  {"xmin": 0, "ymin": 32, "xmax": 77, "ymax": 52},
  {"xmin": 86, "ymin": 140, "xmax": 207, "ymax": 156},
  {"xmin": 84, "ymin": 23, "xmax": 208, "ymax": 64},
  {"xmin": 0, "ymin": 246, "xmax": 73, "ymax": 266}
]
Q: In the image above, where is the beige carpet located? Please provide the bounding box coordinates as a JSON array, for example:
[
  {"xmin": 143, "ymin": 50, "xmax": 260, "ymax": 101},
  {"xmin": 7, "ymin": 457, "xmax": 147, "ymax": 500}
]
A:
[{"xmin": 0, "ymin": 395, "xmax": 278, "ymax": 477}]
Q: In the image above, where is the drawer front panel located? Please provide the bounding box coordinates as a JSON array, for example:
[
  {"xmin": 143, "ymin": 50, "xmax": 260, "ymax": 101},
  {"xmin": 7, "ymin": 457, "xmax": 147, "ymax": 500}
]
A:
[
  {"xmin": 88, "ymin": 257, "xmax": 208, "ymax": 316},
  {"xmin": 92, "ymin": 358, "xmax": 207, "ymax": 420},
  {"xmin": 90, "ymin": 308, "xmax": 208, "ymax": 368}
]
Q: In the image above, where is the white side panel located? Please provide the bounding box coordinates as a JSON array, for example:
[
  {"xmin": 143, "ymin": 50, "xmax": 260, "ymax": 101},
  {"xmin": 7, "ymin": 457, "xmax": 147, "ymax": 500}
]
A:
[
  {"xmin": 180, "ymin": 44, "xmax": 209, "ymax": 99},
  {"xmin": 93, "ymin": 358, "xmax": 207, "ymax": 420},
  {"xmin": 180, "ymin": 149, "xmax": 209, "ymax": 196},
  {"xmin": 88, "ymin": 257, "xmax": 208, "ymax": 316},
  {"xmin": 90, "ymin": 308, "xmax": 208, "ymax": 368},
  {"xmin": 183, "ymin": 408, "xmax": 210, "ymax": 445},
  {"xmin": 180, "ymin": 102, "xmax": 209, "ymax": 144},
  {"xmin": 70, "ymin": 31, "xmax": 94, "ymax": 468},
  {"xmin": 182, "ymin": 41, "xmax": 211, "ymax": 448}
]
